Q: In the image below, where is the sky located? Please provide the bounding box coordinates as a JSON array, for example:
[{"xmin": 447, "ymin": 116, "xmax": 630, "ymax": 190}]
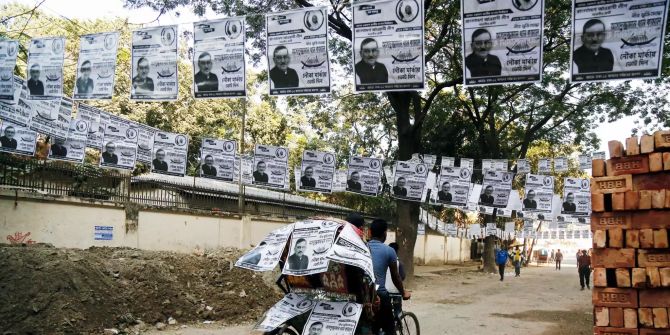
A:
[{"xmin": 9, "ymin": 0, "xmax": 644, "ymax": 155}]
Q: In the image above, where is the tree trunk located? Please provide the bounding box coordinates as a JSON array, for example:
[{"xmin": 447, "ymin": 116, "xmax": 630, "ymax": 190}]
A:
[
  {"xmin": 483, "ymin": 235, "xmax": 498, "ymax": 273},
  {"xmin": 396, "ymin": 201, "xmax": 419, "ymax": 279}
]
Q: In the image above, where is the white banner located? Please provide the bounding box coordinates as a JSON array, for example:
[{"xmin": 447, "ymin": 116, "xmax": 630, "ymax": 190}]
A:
[
  {"xmin": 538, "ymin": 158, "xmax": 551, "ymax": 173},
  {"xmin": 479, "ymin": 170, "xmax": 514, "ymax": 208},
  {"xmin": 578, "ymin": 154, "xmax": 591, "ymax": 170},
  {"xmin": 131, "ymin": 26, "xmax": 178, "ymax": 101},
  {"xmin": 352, "ymin": 0, "xmax": 425, "ymax": 92},
  {"xmin": 73, "ymin": 32, "xmax": 119, "ymax": 100},
  {"xmin": 200, "ymin": 138, "xmax": 237, "ymax": 181},
  {"xmin": 100, "ymin": 116, "xmax": 138, "ymax": 170},
  {"xmin": 236, "ymin": 223, "xmax": 293, "ymax": 272},
  {"xmin": 0, "ymin": 77, "xmax": 33, "ymax": 126},
  {"xmin": 326, "ymin": 224, "xmax": 375, "ymax": 281},
  {"xmin": 86, "ymin": 107, "xmax": 109, "ymax": 150},
  {"xmin": 299, "ymin": 150, "xmax": 336, "ymax": 193},
  {"xmin": 433, "ymin": 165, "xmax": 472, "ymax": 207},
  {"xmin": 554, "ymin": 157, "xmax": 568, "ymax": 172},
  {"xmin": 29, "ymin": 97, "xmax": 71, "ymax": 140},
  {"xmin": 151, "ymin": 131, "xmax": 189, "ymax": 176},
  {"xmin": 346, "ymin": 156, "xmax": 383, "ymax": 196},
  {"xmin": 570, "ymin": 0, "xmax": 669, "ymax": 82},
  {"xmin": 48, "ymin": 109, "xmax": 92, "ymax": 163},
  {"xmin": 283, "ymin": 219, "xmax": 340, "ymax": 276},
  {"xmin": 193, "ymin": 17, "xmax": 246, "ymax": 98},
  {"xmin": 26, "ymin": 37, "xmax": 65, "ymax": 100},
  {"xmin": 134, "ymin": 124, "xmax": 157, "ymax": 164},
  {"xmin": 254, "ymin": 293, "xmax": 315, "ymax": 332},
  {"xmin": 482, "ymin": 159, "xmax": 508, "ymax": 171},
  {"xmin": 302, "ymin": 301, "xmax": 362, "ymax": 335},
  {"xmin": 562, "ymin": 177, "xmax": 591, "ymax": 216},
  {"xmin": 392, "ymin": 160, "xmax": 428, "ymax": 201},
  {"xmin": 252, "ymin": 144, "xmax": 289, "ymax": 189},
  {"xmin": 517, "ymin": 158, "xmax": 531, "ymax": 173},
  {"xmin": 266, "ymin": 8, "xmax": 331, "ymax": 95},
  {"xmin": 461, "ymin": 0, "xmax": 544, "ymax": 86},
  {"xmin": 441, "ymin": 156, "xmax": 455, "ymax": 168},
  {"xmin": 0, "ymin": 40, "xmax": 19, "ymax": 102},
  {"xmin": 0, "ymin": 120, "xmax": 37, "ymax": 156},
  {"xmin": 460, "ymin": 158, "xmax": 474, "ymax": 170},
  {"xmin": 523, "ymin": 174, "xmax": 554, "ymax": 213},
  {"xmin": 332, "ymin": 170, "xmax": 348, "ymax": 192}
]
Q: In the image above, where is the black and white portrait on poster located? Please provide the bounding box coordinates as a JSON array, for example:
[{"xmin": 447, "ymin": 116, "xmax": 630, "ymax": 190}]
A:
[
  {"xmin": 193, "ymin": 17, "xmax": 246, "ymax": 98},
  {"xmin": 0, "ymin": 77, "xmax": 33, "ymax": 126},
  {"xmin": 135, "ymin": 124, "xmax": 157, "ymax": 164},
  {"xmin": 478, "ymin": 170, "xmax": 514, "ymax": 208},
  {"xmin": 266, "ymin": 8, "xmax": 331, "ymax": 95},
  {"xmin": 26, "ymin": 37, "xmax": 66, "ymax": 100},
  {"xmin": 99, "ymin": 116, "xmax": 138, "ymax": 170},
  {"xmin": 48, "ymin": 116, "xmax": 89, "ymax": 163},
  {"xmin": 562, "ymin": 177, "xmax": 591, "ymax": 216},
  {"xmin": 461, "ymin": 0, "xmax": 544, "ymax": 86},
  {"xmin": 570, "ymin": 0, "xmax": 669, "ymax": 82},
  {"xmin": 253, "ymin": 144, "xmax": 289, "ymax": 189},
  {"xmin": 352, "ymin": 0, "xmax": 425, "ymax": 92},
  {"xmin": 302, "ymin": 301, "xmax": 362, "ymax": 335},
  {"xmin": 522, "ymin": 174, "xmax": 554, "ymax": 214},
  {"xmin": 432, "ymin": 165, "xmax": 472, "ymax": 208},
  {"xmin": 86, "ymin": 107, "xmax": 109, "ymax": 150},
  {"xmin": 0, "ymin": 40, "xmax": 19, "ymax": 102},
  {"xmin": 73, "ymin": 32, "xmax": 119, "ymax": 100},
  {"xmin": 131, "ymin": 26, "xmax": 178, "ymax": 100},
  {"xmin": 283, "ymin": 219, "xmax": 340, "ymax": 276},
  {"xmin": 346, "ymin": 156, "xmax": 383, "ymax": 196},
  {"xmin": 0, "ymin": 120, "xmax": 37, "ymax": 156},
  {"xmin": 199, "ymin": 138, "xmax": 237, "ymax": 181},
  {"xmin": 392, "ymin": 160, "xmax": 428, "ymax": 201},
  {"xmin": 152, "ymin": 131, "xmax": 189, "ymax": 176},
  {"xmin": 236, "ymin": 223, "xmax": 293, "ymax": 272},
  {"xmin": 29, "ymin": 97, "xmax": 71, "ymax": 140},
  {"xmin": 299, "ymin": 150, "xmax": 336, "ymax": 193}
]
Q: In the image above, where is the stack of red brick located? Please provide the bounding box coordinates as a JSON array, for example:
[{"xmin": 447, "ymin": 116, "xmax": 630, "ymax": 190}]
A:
[{"xmin": 591, "ymin": 130, "xmax": 670, "ymax": 335}]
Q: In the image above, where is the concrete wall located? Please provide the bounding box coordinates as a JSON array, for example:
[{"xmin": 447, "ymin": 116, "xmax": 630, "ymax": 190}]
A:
[{"xmin": 411, "ymin": 233, "xmax": 472, "ymax": 265}]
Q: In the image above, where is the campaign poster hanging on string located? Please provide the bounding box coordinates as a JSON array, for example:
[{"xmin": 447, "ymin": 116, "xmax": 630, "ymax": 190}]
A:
[
  {"xmin": 73, "ymin": 32, "xmax": 119, "ymax": 100},
  {"xmin": 86, "ymin": 107, "xmax": 109, "ymax": 150},
  {"xmin": 151, "ymin": 131, "xmax": 189, "ymax": 176},
  {"xmin": 578, "ymin": 154, "xmax": 591, "ymax": 170},
  {"xmin": 352, "ymin": 0, "xmax": 425, "ymax": 92},
  {"xmin": 298, "ymin": 150, "xmax": 336, "ymax": 193},
  {"xmin": 0, "ymin": 78, "xmax": 34, "ymax": 126},
  {"xmin": 481, "ymin": 159, "xmax": 508, "ymax": 171},
  {"xmin": 26, "ymin": 37, "xmax": 65, "ymax": 100},
  {"xmin": 562, "ymin": 177, "xmax": 591, "ymax": 216},
  {"xmin": 0, "ymin": 120, "xmax": 37, "ymax": 156},
  {"xmin": 100, "ymin": 116, "xmax": 138, "ymax": 170},
  {"xmin": 346, "ymin": 156, "xmax": 383, "ymax": 196},
  {"xmin": 461, "ymin": 0, "xmax": 544, "ymax": 86},
  {"xmin": 478, "ymin": 170, "xmax": 514, "ymax": 208},
  {"xmin": 266, "ymin": 8, "xmax": 330, "ymax": 96},
  {"xmin": 432, "ymin": 165, "xmax": 472, "ymax": 208},
  {"xmin": 131, "ymin": 25, "xmax": 178, "ymax": 101},
  {"xmin": 570, "ymin": 0, "xmax": 669, "ymax": 82},
  {"xmin": 135, "ymin": 124, "xmax": 158, "ymax": 164},
  {"xmin": 391, "ymin": 160, "xmax": 428, "ymax": 201},
  {"xmin": 522, "ymin": 174, "xmax": 554, "ymax": 215},
  {"xmin": 199, "ymin": 138, "xmax": 237, "ymax": 181},
  {"xmin": 29, "ymin": 97, "xmax": 71, "ymax": 139},
  {"xmin": 0, "ymin": 40, "xmax": 19, "ymax": 102},
  {"xmin": 193, "ymin": 17, "xmax": 246, "ymax": 98},
  {"xmin": 48, "ymin": 117, "xmax": 89, "ymax": 163},
  {"xmin": 253, "ymin": 144, "xmax": 289, "ymax": 189},
  {"xmin": 517, "ymin": 158, "xmax": 531, "ymax": 173}
]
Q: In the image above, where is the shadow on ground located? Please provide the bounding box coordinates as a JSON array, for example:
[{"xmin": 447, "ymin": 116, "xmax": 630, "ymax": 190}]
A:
[{"xmin": 491, "ymin": 308, "xmax": 593, "ymax": 335}]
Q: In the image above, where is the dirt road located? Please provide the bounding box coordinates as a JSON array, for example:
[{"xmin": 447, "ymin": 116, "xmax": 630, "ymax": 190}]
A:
[{"xmin": 148, "ymin": 264, "xmax": 592, "ymax": 335}]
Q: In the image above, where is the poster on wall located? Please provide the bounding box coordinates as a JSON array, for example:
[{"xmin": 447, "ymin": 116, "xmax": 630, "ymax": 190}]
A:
[
  {"xmin": 352, "ymin": 0, "xmax": 425, "ymax": 92},
  {"xmin": 283, "ymin": 219, "xmax": 340, "ymax": 276},
  {"xmin": 193, "ymin": 17, "xmax": 247, "ymax": 98},
  {"xmin": 253, "ymin": 144, "xmax": 289, "ymax": 189},
  {"xmin": 461, "ymin": 0, "xmax": 544, "ymax": 86},
  {"xmin": 0, "ymin": 120, "xmax": 37, "ymax": 156},
  {"xmin": 199, "ymin": 138, "xmax": 237, "ymax": 181},
  {"xmin": 99, "ymin": 116, "xmax": 138, "ymax": 170},
  {"xmin": 561, "ymin": 177, "xmax": 591, "ymax": 216},
  {"xmin": 346, "ymin": 156, "xmax": 383, "ymax": 196},
  {"xmin": 131, "ymin": 25, "xmax": 178, "ymax": 101},
  {"xmin": 48, "ymin": 116, "xmax": 89, "ymax": 163},
  {"xmin": 570, "ymin": 0, "xmax": 669, "ymax": 82},
  {"xmin": 26, "ymin": 37, "xmax": 66, "ymax": 100},
  {"xmin": 29, "ymin": 97, "xmax": 71, "ymax": 139},
  {"xmin": 302, "ymin": 301, "xmax": 362, "ymax": 335},
  {"xmin": 0, "ymin": 78, "xmax": 35, "ymax": 126},
  {"xmin": 151, "ymin": 131, "xmax": 189, "ymax": 176},
  {"xmin": 0, "ymin": 40, "xmax": 19, "ymax": 102},
  {"xmin": 478, "ymin": 170, "xmax": 514, "ymax": 208},
  {"xmin": 73, "ymin": 32, "xmax": 119, "ymax": 100},
  {"xmin": 298, "ymin": 150, "xmax": 336, "ymax": 193},
  {"xmin": 522, "ymin": 174, "xmax": 555, "ymax": 214},
  {"xmin": 266, "ymin": 8, "xmax": 331, "ymax": 95},
  {"xmin": 391, "ymin": 160, "xmax": 428, "ymax": 201},
  {"xmin": 432, "ymin": 165, "xmax": 472, "ymax": 208}
]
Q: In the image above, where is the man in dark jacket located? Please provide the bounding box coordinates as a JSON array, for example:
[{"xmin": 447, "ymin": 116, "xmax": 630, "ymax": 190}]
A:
[
  {"xmin": 152, "ymin": 149, "xmax": 168, "ymax": 171},
  {"xmin": 355, "ymin": 38, "xmax": 388, "ymax": 84},
  {"xmin": 577, "ymin": 249, "xmax": 592, "ymax": 290},
  {"xmin": 0, "ymin": 126, "xmax": 18, "ymax": 149},
  {"xmin": 573, "ymin": 19, "xmax": 614, "ymax": 73},
  {"xmin": 269, "ymin": 46, "xmax": 299, "ymax": 88}
]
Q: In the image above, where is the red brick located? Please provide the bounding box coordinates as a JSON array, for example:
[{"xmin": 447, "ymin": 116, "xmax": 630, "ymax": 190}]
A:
[
  {"xmin": 593, "ymin": 249, "xmax": 636, "ymax": 268},
  {"xmin": 593, "ymin": 288, "xmax": 638, "ymax": 308},
  {"xmin": 608, "ymin": 156, "xmax": 649, "ymax": 176},
  {"xmin": 639, "ymin": 289, "xmax": 670, "ymax": 308},
  {"xmin": 593, "ymin": 175, "xmax": 633, "ymax": 194}
]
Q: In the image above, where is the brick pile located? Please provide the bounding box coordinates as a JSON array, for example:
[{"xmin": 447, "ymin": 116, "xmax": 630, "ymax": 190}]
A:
[{"xmin": 591, "ymin": 130, "xmax": 670, "ymax": 335}]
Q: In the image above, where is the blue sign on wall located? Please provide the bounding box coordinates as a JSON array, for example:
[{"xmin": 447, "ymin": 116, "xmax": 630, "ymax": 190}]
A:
[{"xmin": 94, "ymin": 226, "xmax": 113, "ymax": 241}]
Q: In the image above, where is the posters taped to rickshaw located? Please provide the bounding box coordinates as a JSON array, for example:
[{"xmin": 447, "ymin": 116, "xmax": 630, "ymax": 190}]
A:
[
  {"xmin": 325, "ymin": 224, "xmax": 375, "ymax": 281},
  {"xmin": 302, "ymin": 301, "xmax": 362, "ymax": 335},
  {"xmin": 253, "ymin": 293, "xmax": 315, "ymax": 332},
  {"xmin": 283, "ymin": 219, "xmax": 341, "ymax": 276},
  {"xmin": 235, "ymin": 223, "xmax": 294, "ymax": 272}
]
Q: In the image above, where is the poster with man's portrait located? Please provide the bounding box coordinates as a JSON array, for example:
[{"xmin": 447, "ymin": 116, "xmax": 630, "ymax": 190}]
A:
[
  {"xmin": 151, "ymin": 131, "xmax": 189, "ymax": 176},
  {"xmin": 26, "ymin": 37, "xmax": 66, "ymax": 100},
  {"xmin": 282, "ymin": 219, "xmax": 340, "ymax": 276},
  {"xmin": 236, "ymin": 223, "xmax": 294, "ymax": 272},
  {"xmin": 431, "ymin": 165, "xmax": 472, "ymax": 208},
  {"xmin": 266, "ymin": 8, "xmax": 331, "ymax": 96},
  {"xmin": 253, "ymin": 144, "xmax": 289, "ymax": 189},
  {"xmin": 352, "ymin": 0, "xmax": 425, "ymax": 92},
  {"xmin": 570, "ymin": 0, "xmax": 669, "ymax": 82},
  {"xmin": 193, "ymin": 17, "xmax": 246, "ymax": 98},
  {"xmin": 0, "ymin": 120, "xmax": 37, "ymax": 156},
  {"xmin": 0, "ymin": 77, "xmax": 33, "ymax": 127},
  {"xmin": 562, "ymin": 177, "xmax": 590, "ymax": 216},
  {"xmin": 131, "ymin": 26, "xmax": 178, "ymax": 100},
  {"xmin": 461, "ymin": 0, "xmax": 544, "ymax": 86},
  {"xmin": 345, "ymin": 156, "xmax": 383, "ymax": 196},
  {"xmin": 199, "ymin": 138, "xmax": 237, "ymax": 181},
  {"xmin": 29, "ymin": 97, "xmax": 71, "ymax": 140},
  {"xmin": 0, "ymin": 40, "xmax": 19, "ymax": 102},
  {"xmin": 478, "ymin": 170, "xmax": 514, "ymax": 208},
  {"xmin": 134, "ymin": 124, "xmax": 158, "ymax": 164},
  {"xmin": 48, "ymin": 117, "xmax": 89, "ymax": 163},
  {"xmin": 85, "ymin": 106, "xmax": 109, "ymax": 150},
  {"xmin": 254, "ymin": 293, "xmax": 315, "ymax": 333},
  {"xmin": 392, "ymin": 160, "xmax": 428, "ymax": 202},
  {"xmin": 301, "ymin": 301, "xmax": 362, "ymax": 335},
  {"xmin": 74, "ymin": 32, "xmax": 119, "ymax": 100},
  {"xmin": 99, "ymin": 116, "xmax": 138, "ymax": 170},
  {"xmin": 298, "ymin": 150, "xmax": 336, "ymax": 193},
  {"xmin": 522, "ymin": 174, "xmax": 554, "ymax": 214}
]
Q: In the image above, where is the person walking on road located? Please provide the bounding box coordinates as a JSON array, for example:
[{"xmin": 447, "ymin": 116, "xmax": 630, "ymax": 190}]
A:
[
  {"xmin": 577, "ymin": 249, "xmax": 592, "ymax": 290},
  {"xmin": 512, "ymin": 246, "xmax": 523, "ymax": 277},
  {"xmin": 550, "ymin": 249, "xmax": 555, "ymax": 263},
  {"xmin": 495, "ymin": 246, "xmax": 509, "ymax": 281},
  {"xmin": 555, "ymin": 249, "xmax": 563, "ymax": 270}
]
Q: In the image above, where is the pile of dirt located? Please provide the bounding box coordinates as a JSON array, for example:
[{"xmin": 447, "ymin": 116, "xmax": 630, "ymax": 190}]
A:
[{"xmin": 0, "ymin": 244, "xmax": 282, "ymax": 334}]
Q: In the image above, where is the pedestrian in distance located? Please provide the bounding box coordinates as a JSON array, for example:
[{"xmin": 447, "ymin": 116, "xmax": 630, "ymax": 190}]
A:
[
  {"xmin": 495, "ymin": 245, "xmax": 509, "ymax": 281},
  {"xmin": 512, "ymin": 246, "xmax": 523, "ymax": 277},
  {"xmin": 577, "ymin": 249, "xmax": 592, "ymax": 290},
  {"xmin": 555, "ymin": 249, "xmax": 563, "ymax": 270}
]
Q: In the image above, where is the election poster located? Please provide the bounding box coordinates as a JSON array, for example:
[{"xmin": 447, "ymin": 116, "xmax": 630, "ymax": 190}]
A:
[
  {"xmin": 461, "ymin": 0, "xmax": 544, "ymax": 86},
  {"xmin": 441, "ymin": 156, "xmax": 455, "ymax": 168},
  {"xmin": 517, "ymin": 158, "xmax": 531, "ymax": 173},
  {"xmin": 302, "ymin": 301, "xmax": 362, "ymax": 335},
  {"xmin": 86, "ymin": 107, "xmax": 109, "ymax": 150},
  {"xmin": 460, "ymin": 158, "xmax": 474, "ymax": 170},
  {"xmin": 26, "ymin": 37, "xmax": 66, "ymax": 100},
  {"xmin": 76, "ymin": 104, "xmax": 102, "ymax": 150},
  {"xmin": 554, "ymin": 157, "xmax": 568, "ymax": 172},
  {"xmin": 266, "ymin": 8, "xmax": 331, "ymax": 95},
  {"xmin": 346, "ymin": 156, "xmax": 383, "ymax": 196},
  {"xmin": 283, "ymin": 219, "xmax": 341, "ymax": 276},
  {"xmin": 478, "ymin": 170, "xmax": 514, "ymax": 208},
  {"xmin": 411, "ymin": 153, "xmax": 436, "ymax": 167},
  {"xmin": 562, "ymin": 177, "xmax": 591, "ymax": 216},
  {"xmin": 392, "ymin": 160, "xmax": 428, "ymax": 201},
  {"xmin": 29, "ymin": 97, "xmax": 71, "ymax": 140},
  {"xmin": 352, "ymin": 0, "xmax": 425, "ymax": 92},
  {"xmin": 299, "ymin": 150, "xmax": 336, "ymax": 193},
  {"xmin": 253, "ymin": 144, "xmax": 289, "ymax": 189},
  {"xmin": 332, "ymin": 170, "xmax": 348, "ymax": 192},
  {"xmin": 193, "ymin": 17, "xmax": 246, "ymax": 98},
  {"xmin": 200, "ymin": 138, "xmax": 237, "ymax": 181},
  {"xmin": 578, "ymin": 154, "xmax": 591, "ymax": 170},
  {"xmin": 0, "ymin": 120, "xmax": 37, "ymax": 156},
  {"xmin": 538, "ymin": 158, "xmax": 551, "ymax": 173},
  {"xmin": 99, "ymin": 116, "xmax": 138, "ymax": 170},
  {"xmin": 135, "ymin": 124, "xmax": 158, "ymax": 164},
  {"xmin": 433, "ymin": 165, "xmax": 472, "ymax": 208},
  {"xmin": 593, "ymin": 151, "xmax": 606, "ymax": 160},
  {"xmin": 151, "ymin": 131, "xmax": 189, "ymax": 176},
  {"xmin": 326, "ymin": 224, "xmax": 376, "ymax": 281},
  {"xmin": 0, "ymin": 77, "xmax": 33, "ymax": 126},
  {"xmin": 0, "ymin": 40, "xmax": 19, "ymax": 102},
  {"xmin": 482, "ymin": 159, "xmax": 508, "ymax": 171},
  {"xmin": 73, "ymin": 32, "xmax": 119, "ymax": 100},
  {"xmin": 570, "ymin": 0, "xmax": 669, "ymax": 82},
  {"xmin": 523, "ymin": 174, "xmax": 555, "ymax": 214},
  {"xmin": 233, "ymin": 154, "xmax": 254, "ymax": 185},
  {"xmin": 236, "ymin": 223, "xmax": 294, "ymax": 272},
  {"xmin": 254, "ymin": 293, "xmax": 315, "ymax": 332},
  {"xmin": 48, "ymin": 116, "xmax": 89, "ymax": 163},
  {"xmin": 131, "ymin": 25, "xmax": 178, "ymax": 100}
]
